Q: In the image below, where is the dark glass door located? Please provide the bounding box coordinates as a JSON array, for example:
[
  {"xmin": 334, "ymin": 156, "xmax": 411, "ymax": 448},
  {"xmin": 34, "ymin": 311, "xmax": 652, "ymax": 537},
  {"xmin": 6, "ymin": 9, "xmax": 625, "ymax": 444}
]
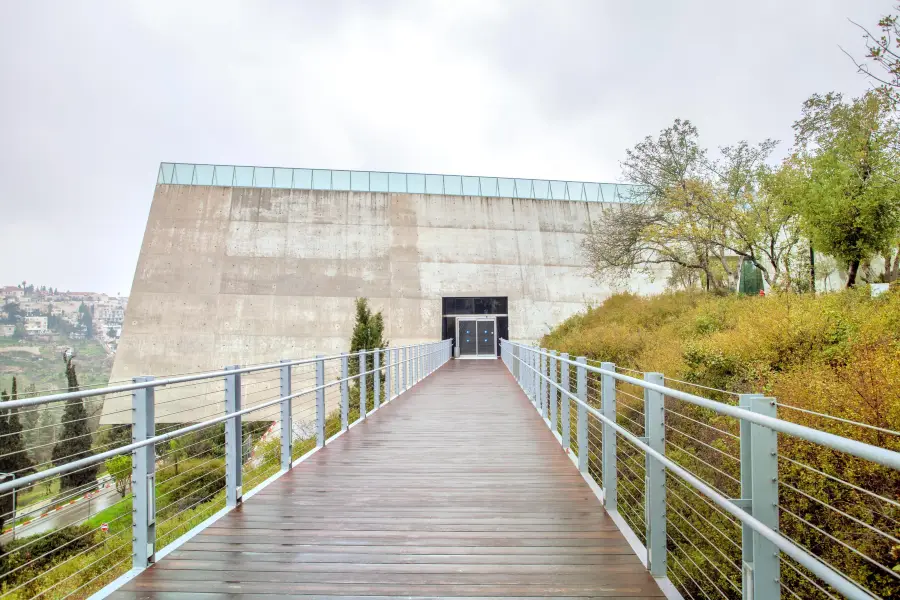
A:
[
  {"xmin": 458, "ymin": 319, "xmax": 477, "ymax": 355},
  {"xmin": 476, "ymin": 320, "xmax": 495, "ymax": 356}
]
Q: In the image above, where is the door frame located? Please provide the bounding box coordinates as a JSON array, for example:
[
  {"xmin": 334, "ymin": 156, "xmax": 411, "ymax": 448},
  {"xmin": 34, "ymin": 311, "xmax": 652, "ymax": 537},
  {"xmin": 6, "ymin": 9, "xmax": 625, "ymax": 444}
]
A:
[{"xmin": 455, "ymin": 316, "xmax": 497, "ymax": 360}]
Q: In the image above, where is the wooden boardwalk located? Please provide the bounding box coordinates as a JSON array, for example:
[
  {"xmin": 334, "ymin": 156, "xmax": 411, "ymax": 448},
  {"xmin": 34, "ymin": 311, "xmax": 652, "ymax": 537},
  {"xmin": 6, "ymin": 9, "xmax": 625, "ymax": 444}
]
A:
[{"xmin": 112, "ymin": 360, "xmax": 663, "ymax": 599}]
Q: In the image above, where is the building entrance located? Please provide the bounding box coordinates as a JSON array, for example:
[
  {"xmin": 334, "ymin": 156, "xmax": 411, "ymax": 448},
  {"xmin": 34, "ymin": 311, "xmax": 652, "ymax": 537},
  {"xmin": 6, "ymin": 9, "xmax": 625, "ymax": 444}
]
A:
[
  {"xmin": 441, "ymin": 297, "xmax": 508, "ymax": 359},
  {"xmin": 457, "ymin": 318, "xmax": 496, "ymax": 358}
]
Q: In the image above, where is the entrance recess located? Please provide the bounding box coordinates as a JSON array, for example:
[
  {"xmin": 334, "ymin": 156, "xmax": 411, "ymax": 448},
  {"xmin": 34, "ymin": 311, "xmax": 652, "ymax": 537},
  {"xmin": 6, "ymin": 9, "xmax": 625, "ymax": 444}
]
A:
[{"xmin": 457, "ymin": 318, "xmax": 496, "ymax": 358}]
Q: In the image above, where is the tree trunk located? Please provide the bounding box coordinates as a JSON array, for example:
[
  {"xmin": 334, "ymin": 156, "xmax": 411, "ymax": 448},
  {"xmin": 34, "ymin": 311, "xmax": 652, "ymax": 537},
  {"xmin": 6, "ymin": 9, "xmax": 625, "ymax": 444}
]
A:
[
  {"xmin": 809, "ymin": 244, "xmax": 816, "ymax": 293},
  {"xmin": 890, "ymin": 247, "xmax": 900, "ymax": 283},
  {"xmin": 846, "ymin": 259, "xmax": 861, "ymax": 288}
]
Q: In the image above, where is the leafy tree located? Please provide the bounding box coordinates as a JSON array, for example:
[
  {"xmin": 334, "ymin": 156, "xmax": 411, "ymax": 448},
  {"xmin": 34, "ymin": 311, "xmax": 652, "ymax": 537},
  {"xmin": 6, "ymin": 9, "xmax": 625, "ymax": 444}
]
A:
[
  {"xmin": 583, "ymin": 119, "xmax": 803, "ymax": 291},
  {"xmin": 167, "ymin": 438, "xmax": 186, "ymax": 476},
  {"xmin": 0, "ymin": 378, "xmax": 34, "ymax": 535},
  {"xmin": 847, "ymin": 4, "xmax": 900, "ymax": 105},
  {"xmin": 51, "ymin": 351, "xmax": 98, "ymax": 490},
  {"xmin": 775, "ymin": 92, "xmax": 900, "ymax": 287},
  {"xmin": 106, "ymin": 327, "xmax": 117, "ymax": 338},
  {"xmin": 2, "ymin": 303, "xmax": 21, "ymax": 325},
  {"xmin": 348, "ymin": 299, "xmax": 388, "ymax": 402},
  {"xmin": 77, "ymin": 303, "xmax": 94, "ymax": 339},
  {"xmin": 104, "ymin": 455, "xmax": 131, "ymax": 498}
]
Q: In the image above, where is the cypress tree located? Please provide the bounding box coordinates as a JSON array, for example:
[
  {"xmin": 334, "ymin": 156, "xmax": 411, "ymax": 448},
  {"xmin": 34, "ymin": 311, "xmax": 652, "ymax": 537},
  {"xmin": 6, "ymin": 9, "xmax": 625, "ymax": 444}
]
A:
[
  {"xmin": 348, "ymin": 299, "xmax": 387, "ymax": 411},
  {"xmin": 51, "ymin": 352, "xmax": 97, "ymax": 490},
  {"xmin": 0, "ymin": 377, "xmax": 34, "ymax": 535}
]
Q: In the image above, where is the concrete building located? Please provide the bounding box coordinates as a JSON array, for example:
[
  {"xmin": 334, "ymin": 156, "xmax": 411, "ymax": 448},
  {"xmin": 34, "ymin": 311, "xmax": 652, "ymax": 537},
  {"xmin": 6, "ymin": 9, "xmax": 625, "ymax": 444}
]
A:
[
  {"xmin": 103, "ymin": 163, "xmax": 666, "ymax": 423},
  {"xmin": 24, "ymin": 316, "xmax": 48, "ymax": 334},
  {"xmin": 0, "ymin": 324, "xmax": 15, "ymax": 337}
]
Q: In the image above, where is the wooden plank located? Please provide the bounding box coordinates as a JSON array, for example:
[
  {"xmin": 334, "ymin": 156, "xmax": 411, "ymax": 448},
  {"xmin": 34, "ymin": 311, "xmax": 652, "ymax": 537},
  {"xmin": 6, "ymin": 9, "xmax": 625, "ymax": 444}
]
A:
[{"xmin": 113, "ymin": 360, "xmax": 663, "ymax": 598}]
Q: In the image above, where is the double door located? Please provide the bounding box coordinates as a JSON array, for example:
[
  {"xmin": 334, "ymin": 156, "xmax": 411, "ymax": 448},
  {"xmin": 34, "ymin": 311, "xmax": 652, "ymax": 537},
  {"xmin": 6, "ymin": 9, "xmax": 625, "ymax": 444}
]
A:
[{"xmin": 457, "ymin": 318, "xmax": 496, "ymax": 357}]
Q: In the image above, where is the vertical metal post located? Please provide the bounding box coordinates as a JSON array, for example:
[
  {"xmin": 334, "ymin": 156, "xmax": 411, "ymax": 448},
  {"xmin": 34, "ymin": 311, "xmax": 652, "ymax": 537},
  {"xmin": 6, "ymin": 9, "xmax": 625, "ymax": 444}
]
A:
[
  {"xmin": 576, "ymin": 357, "xmax": 588, "ymax": 473},
  {"xmin": 561, "ymin": 353, "xmax": 570, "ymax": 449},
  {"xmin": 740, "ymin": 394, "xmax": 780, "ymax": 600},
  {"xmin": 340, "ymin": 353, "xmax": 349, "ymax": 429},
  {"xmin": 394, "ymin": 348, "xmax": 399, "ymax": 398},
  {"xmin": 644, "ymin": 372, "xmax": 666, "ymax": 577},
  {"xmin": 374, "ymin": 349, "xmax": 381, "ymax": 409},
  {"xmin": 315, "ymin": 355, "xmax": 325, "ymax": 447},
  {"xmin": 549, "ymin": 350, "xmax": 558, "ymax": 433},
  {"xmin": 540, "ymin": 349, "xmax": 548, "ymax": 418},
  {"xmin": 601, "ymin": 362, "xmax": 617, "ymax": 512},
  {"xmin": 359, "ymin": 349, "xmax": 367, "ymax": 418},
  {"xmin": 132, "ymin": 376, "xmax": 155, "ymax": 568},
  {"xmin": 224, "ymin": 366, "xmax": 242, "ymax": 508},
  {"xmin": 280, "ymin": 360, "xmax": 292, "ymax": 471},
  {"xmin": 530, "ymin": 348, "xmax": 537, "ymax": 405},
  {"xmin": 385, "ymin": 348, "xmax": 392, "ymax": 402},
  {"xmin": 513, "ymin": 344, "xmax": 520, "ymax": 381},
  {"xmin": 401, "ymin": 347, "xmax": 407, "ymax": 392}
]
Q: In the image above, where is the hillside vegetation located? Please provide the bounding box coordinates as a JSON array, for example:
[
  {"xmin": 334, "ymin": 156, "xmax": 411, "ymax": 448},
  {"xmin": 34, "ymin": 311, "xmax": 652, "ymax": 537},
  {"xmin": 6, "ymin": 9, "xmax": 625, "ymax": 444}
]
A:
[
  {"xmin": 543, "ymin": 289, "xmax": 900, "ymax": 438},
  {"xmin": 541, "ymin": 289, "xmax": 900, "ymax": 598}
]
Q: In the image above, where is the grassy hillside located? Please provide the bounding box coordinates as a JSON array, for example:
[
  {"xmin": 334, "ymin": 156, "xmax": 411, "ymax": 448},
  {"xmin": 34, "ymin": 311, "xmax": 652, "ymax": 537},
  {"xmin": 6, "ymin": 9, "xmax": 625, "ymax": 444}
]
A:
[
  {"xmin": 542, "ymin": 288, "xmax": 900, "ymax": 437},
  {"xmin": 0, "ymin": 338, "xmax": 113, "ymax": 394},
  {"xmin": 541, "ymin": 288, "xmax": 900, "ymax": 598}
]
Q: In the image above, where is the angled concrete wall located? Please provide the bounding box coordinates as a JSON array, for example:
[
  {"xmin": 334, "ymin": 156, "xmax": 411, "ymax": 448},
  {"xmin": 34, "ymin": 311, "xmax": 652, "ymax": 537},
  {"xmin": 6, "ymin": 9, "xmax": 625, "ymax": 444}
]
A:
[{"xmin": 102, "ymin": 185, "xmax": 666, "ymax": 422}]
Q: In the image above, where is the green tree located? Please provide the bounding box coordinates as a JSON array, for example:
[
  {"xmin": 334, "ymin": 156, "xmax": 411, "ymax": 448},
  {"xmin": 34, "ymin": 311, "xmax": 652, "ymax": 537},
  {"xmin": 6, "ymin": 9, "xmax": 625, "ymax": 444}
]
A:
[
  {"xmin": 776, "ymin": 92, "xmax": 900, "ymax": 287},
  {"xmin": 167, "ymin": 438, "xmax": 186, "ymax": 476},
  {"xmin": 2, "ymin": 302, "xmax": 21, "ymax": 324},
  {"xmin": 583, "ymin": 119, "xmax": 803, "ymax": 291},
  {"xmin": 104, "ymin": 455, "xmax": 131, "ymax": 498},
  {"xmin": 77, "ymin": 302, "xmax": 94, "ymax": 338},
  {"xmin": 348, "ymin": 299, "xmax": 387, "ymax": 405},
  {"xmin": 51, "ymin": 351, "xmax": 98, "ymax": 490},
  {"xmin": 0, "ymin": 378, "xmax": 34, "ymax": 535}
]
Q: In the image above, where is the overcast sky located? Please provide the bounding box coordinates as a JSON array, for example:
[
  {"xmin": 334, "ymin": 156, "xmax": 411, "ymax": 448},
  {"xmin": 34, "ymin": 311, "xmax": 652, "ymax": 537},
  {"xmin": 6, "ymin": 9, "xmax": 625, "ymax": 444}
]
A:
[{"xmin": 0, "ymin": 0, "xmax": 889, "ymax": 295}]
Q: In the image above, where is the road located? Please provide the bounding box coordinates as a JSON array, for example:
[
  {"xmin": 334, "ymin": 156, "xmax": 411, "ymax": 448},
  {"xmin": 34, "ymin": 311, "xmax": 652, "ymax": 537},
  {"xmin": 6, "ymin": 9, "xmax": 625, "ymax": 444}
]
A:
[{"xmin": 1, "ymin": 483, "xmax": 123, "ymax": 544}]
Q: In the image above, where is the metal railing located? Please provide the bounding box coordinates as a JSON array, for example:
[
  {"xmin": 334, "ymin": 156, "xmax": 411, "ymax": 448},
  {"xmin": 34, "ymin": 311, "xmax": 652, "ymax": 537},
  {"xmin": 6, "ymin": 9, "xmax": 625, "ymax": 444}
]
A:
[
  {"xmin": 500, "ymin": 340, "xmax": 900, "ymax": 600},
  {"xmin": 156, "ymin": 162, "xmax": 643, "ymax": 203},
  {"xmin": 0, "ymin": 340, "xmax": 452, "ymax": 600}
]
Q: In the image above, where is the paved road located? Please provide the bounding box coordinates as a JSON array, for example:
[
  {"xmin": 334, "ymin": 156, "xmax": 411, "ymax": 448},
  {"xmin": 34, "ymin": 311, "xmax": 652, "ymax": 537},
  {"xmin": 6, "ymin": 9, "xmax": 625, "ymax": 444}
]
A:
[{"xmin": 1, "ymin": 484, "xmax": 123, "ymax": 543}]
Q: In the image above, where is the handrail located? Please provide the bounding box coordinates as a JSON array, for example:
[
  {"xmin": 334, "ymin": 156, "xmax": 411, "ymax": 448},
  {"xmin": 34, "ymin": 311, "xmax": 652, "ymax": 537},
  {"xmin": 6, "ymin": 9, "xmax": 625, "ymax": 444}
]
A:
[
  {"xmin": 0, "ymin": 341, "xmax": 450, "ymax": 495},
  {"xmin": 500, "ymin": 339, "xmax": 889, "ymax": 600},
  {"xmin": 504, "ymin": 341, "xmax": 900, "ymax": 470}
]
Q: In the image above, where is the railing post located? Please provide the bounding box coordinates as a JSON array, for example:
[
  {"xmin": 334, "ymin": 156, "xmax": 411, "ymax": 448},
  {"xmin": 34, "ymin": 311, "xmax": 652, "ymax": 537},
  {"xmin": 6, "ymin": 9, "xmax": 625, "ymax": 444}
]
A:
[
  {"xmin": 385, "ymin": 348, "xmax": 392, "ymax": 402},
  {"xmin": 359, "ymin": 349, "xmax": 367, "ymax": 418},
  {"xmin": 401, "ymin": 347, "xmax": 407, "ymax": 392},
  {"xmin": 341, "ymin": 353, "xmax": 349, "ymax": 429},
  {"xmin": 513, "ymin": 344, "xmax": 520, "ymax": 380},
  {"xmin": 374, "ymin": 349, "xmax": 381, "ymax": 409},
  {"xmin": 394, "ymin": 348, "xmax": 399, "ymax": 397},
  {"xmin": 561, "ymin": 353, "xmax": 570, "ymax": 450},
  {"xmin": 549, "ymin": 350, "xmax": 558, "ymax": 434},
  {"xmin": 576, "ymin": 357, "xmax": 588, "ymax": 473},
  {"xmin": 740, "ymin": 394, "xmax": 780, "ymax": 600},
  {"xmin": 531, "ymin": 348, "xmax": 537, "ymax": 406},
  {"xmin": 540, "ymin": 349, "xmax": 548, "ymax": 418},
  {"xmin": 280, "ymin": 360, "xmax": 292, "ymax": 471},
  {"xmin": 644, "ymin": 372, "xmax": 666, "ymax": 577},
  {"xmin": 601, "ymin": 362, "xmax": 617, "ymax": 512},
  {"xmin": 315, "ymin": 355, "xmax": 325, "ymax": 447},
  {"xmin": 132, "ymin": 376, "xmax": 155, "ymax": 569},
  {"xmin": 224, "ymin": 365, "xmax": 242, "ymax": 508}
]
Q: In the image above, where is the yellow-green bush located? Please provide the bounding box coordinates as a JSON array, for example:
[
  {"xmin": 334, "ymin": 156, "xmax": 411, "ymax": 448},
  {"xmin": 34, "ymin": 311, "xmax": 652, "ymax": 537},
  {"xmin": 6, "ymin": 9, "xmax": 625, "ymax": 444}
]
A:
[{"xmin": 542, "ymin": 288, "xmax": 900, "ymax": 598}]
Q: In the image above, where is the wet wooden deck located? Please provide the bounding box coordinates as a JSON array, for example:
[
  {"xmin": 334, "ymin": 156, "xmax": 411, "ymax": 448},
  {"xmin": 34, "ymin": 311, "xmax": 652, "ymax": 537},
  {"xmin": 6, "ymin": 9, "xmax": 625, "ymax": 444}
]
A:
[{"xmin": 112, "ymin": 360, "xmax": 663, "ymax": 599}]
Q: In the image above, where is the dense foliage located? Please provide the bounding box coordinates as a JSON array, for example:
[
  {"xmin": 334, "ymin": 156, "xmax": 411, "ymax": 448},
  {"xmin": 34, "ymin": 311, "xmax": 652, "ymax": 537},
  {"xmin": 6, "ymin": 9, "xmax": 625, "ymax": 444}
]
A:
[
  {"xmin": 542, "ymin": 289, "xmax": 900, "ymax": 598},
  {"xmin": 51, "ymin": 353, "xmax": 97, "ymax": 491}
]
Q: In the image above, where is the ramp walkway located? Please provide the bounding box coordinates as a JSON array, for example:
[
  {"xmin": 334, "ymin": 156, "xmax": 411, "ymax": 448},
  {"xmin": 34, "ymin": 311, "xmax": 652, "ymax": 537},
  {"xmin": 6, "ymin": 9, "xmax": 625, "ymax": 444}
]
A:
[{"xmin": 111, "ymin": 360, "xmax": 663, "ymax": 598}]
